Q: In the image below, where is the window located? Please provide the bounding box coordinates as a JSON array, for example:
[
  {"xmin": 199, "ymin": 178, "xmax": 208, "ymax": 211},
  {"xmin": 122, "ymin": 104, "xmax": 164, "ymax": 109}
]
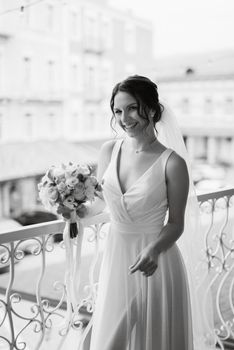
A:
[
  {"xmin": 0, "ymin": 113, "xmax": 2, "ymax": 140},
  {"xmin": 86, "ymin": 15, "xmax": 95, "ymax": 37},
  {"xmin": 86, "ymin": 65, "xmax": 95, "ymax": 90},
  {"xmin": 70, "ymin": 11, "xmax": 78, "ymax": 37},
  {"xmin": 47, "ymin": 4, "xmax": 54, "ymax": 30},
  {"xmin": 87, "ymin": 111, "xmax": 95, "ymax": 131},
  {"xmin": 49, "ymin": 112, "xmax": 54, "ymax": 128},
  {"xmin": 47, "ymin": 59, "xmax": 55, "ymax": 90},
  {"xmin": 72, "ymin": 112, "xmax": 79, "ymax": 131},
  {"xmin": 23, "ymin": 0, "xmax": 31, "ymax": 26},
  {"xmin": 70, "ymin": 63, "xmax": 78, "ymax": 90},
  {"xmin": 23, "ymin": 56, "xmax": 31, "ymax": 87},
  {"xmin": 101, "ymin": 18, "xmax": 112, "ymax": 50},
  {"xmin": 225, "ymin": 97, "xmax": 233, "ymax": 115},
  {"xmin": 48, "ymin": 112, "xmax": 56, "ymax": 135},
  {"xmin": 0, "ymin": 51, "xmax": 4, "ymax": 90},
  {"xmin": 181, "ymin": 98, "xmax": 190, "ymax": 113},
  {"xmin": 101, "ymin": 64, "xmax": 112, "ymax": 94},
  {"xmin": 25, "ymin": 113, "xmax": 33, "ymax": 138},
  {"xmin": 85, "ymin": 13, "xmax": 98, "ymax": 49},
  {"xmin": 125, "ymin": 24, "xmax": 136, "ymax": 54},
  {"xmin": 204, "ymin": 98, "xmax": 213, "ymax": 114}
]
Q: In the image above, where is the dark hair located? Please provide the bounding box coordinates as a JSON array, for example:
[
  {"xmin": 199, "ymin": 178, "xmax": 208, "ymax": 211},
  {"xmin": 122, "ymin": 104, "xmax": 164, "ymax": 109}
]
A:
[{"xmin": 110, "ymin": 75, "xmax": 164, "ymax": 133}]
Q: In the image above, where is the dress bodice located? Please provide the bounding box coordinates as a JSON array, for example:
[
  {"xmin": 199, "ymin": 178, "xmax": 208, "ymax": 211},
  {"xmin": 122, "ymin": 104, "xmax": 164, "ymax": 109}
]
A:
[
  {"xmin": 89, "ymin": 139, "xmax": 196, "ymax": 350},
  {"xmin": 102, "ymin": 139, "xmax": 174, "ymax": 234}
]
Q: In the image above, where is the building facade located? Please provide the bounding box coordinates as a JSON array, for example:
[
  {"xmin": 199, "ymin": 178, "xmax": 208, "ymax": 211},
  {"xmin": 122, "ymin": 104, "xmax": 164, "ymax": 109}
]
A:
[
  {"xmin": 0, "ymin": 0, "xmax": 154, "ymax": 144},
  {"xmin": 0, "ymin": 0, "xmax": 154, "ymax": 220},
  {"xmin": 154, "ymin": 53, "xmax": 234, "ymax": 167}
]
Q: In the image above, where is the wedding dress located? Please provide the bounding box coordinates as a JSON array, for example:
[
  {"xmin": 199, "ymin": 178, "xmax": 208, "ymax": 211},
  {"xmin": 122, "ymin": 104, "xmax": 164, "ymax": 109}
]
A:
[{"xmin": 87, "ymin": 139, "xmax": 194, "ymax": 350}]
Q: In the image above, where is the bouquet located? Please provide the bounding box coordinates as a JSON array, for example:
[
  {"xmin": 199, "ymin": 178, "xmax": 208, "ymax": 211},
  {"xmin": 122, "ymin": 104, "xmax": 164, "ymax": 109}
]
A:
[{"xmin": 38, "ymin": 162, "xmax": 102, "ymax": 238}]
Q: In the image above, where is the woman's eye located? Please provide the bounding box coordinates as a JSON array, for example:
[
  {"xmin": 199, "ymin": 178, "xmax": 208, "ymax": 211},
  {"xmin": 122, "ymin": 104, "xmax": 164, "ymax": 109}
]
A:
[
  {"xmin": 114, "ymin": 110, "xmax": 121, "ymax": 115},
  {"xmin": 129, "ymin": 106, "xmax": 137, "ymax": 110}
]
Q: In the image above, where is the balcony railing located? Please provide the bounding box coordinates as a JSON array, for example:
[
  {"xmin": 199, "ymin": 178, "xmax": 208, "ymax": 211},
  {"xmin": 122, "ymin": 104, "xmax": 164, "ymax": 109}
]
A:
[{"xmin": 0, "ymin": 188, "xmax": 234, "ymax": 349}]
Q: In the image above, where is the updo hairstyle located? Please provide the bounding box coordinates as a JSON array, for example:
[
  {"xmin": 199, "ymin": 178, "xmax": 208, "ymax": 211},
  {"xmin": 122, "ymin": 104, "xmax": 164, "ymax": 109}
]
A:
[{"xmin": 110, "ymin": 75, "xmax": 164, "ymax": 133}]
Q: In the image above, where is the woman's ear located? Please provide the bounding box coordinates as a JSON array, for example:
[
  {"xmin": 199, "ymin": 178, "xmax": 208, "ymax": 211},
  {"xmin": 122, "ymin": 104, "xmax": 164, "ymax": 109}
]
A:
[{"xmin": 149, "ymin": 110, "xmax": 155, "ymax": 119}]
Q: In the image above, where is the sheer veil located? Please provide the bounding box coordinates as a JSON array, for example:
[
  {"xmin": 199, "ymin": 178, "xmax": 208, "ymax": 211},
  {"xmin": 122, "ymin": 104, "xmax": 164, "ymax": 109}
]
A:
[{"xmin": 157, "ymin": 103, "xmax": 217, "ymax": 349}]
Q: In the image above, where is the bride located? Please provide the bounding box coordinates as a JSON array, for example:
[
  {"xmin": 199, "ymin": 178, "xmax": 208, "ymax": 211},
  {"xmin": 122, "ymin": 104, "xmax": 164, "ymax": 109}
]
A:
[{"xmin": 80, "ymin": 75, "xmax": 216, "ymax": 350}]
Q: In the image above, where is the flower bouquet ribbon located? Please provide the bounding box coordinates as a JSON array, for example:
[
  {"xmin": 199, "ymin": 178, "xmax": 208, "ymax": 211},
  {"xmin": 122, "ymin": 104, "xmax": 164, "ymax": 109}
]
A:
[
  {"xmin": 38, "ymin": 162, "xmax": 102, "ymax": 330},
  {"xmin": 62, "ymin": 212, "xmax": 84, "ymax": 329}
]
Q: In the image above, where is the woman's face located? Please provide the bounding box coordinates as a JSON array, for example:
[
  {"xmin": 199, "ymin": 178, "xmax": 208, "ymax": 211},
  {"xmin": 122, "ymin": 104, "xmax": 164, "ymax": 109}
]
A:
[{"xmin": 113, "ymin": 92, "xmax": 149, "ymax": 135}]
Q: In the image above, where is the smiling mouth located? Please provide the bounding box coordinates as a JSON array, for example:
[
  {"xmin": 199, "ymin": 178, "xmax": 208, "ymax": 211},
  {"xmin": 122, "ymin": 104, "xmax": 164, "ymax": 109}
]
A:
[{"xmin": 123, "ymin": 123, "xmax": 137, "ymax": 129}]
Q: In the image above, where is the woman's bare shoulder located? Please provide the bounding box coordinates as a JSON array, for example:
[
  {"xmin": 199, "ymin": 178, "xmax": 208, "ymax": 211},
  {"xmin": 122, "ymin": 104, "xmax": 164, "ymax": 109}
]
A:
[
  {"xmin": 99, "ymin": 139, "xmax": 117, "ymax": 161},
  {"xmin": 165, "ymin": 150, "xmax": 188, "ymax": 179},
  {"xmin": 97, "ymin": 139, "xmax": 118, "ymax": 180},
  {"xmin": 100, "ymin": 139, "xmax": 116, "ymax": 152}
]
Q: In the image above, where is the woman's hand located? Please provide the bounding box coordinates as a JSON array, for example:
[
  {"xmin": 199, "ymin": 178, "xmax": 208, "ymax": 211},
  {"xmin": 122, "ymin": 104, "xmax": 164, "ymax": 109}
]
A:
[{"xmin": 129, "ymin": 243, "xmax": 159, "ymax": 277}]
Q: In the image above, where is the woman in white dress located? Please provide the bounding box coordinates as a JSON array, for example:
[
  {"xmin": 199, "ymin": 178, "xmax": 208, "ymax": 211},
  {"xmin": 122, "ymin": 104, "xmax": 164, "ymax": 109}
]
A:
[{"xmin": 81, "ymin": 75, "xmax": 215, "ymax": 350}]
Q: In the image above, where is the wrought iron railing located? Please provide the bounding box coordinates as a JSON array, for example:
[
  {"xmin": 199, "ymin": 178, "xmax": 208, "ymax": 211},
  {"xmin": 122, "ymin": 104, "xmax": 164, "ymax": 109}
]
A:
[
  {"xmin": 0, "ymin": 212, "xmax": 110, "ymax": 349},
  {"xmin": 197, "ymin": 188, "xmax": 234, "ymax": 350},
  {"xmin": 0, "ymin": 188, "xmax": 234, "ymax": 350}
]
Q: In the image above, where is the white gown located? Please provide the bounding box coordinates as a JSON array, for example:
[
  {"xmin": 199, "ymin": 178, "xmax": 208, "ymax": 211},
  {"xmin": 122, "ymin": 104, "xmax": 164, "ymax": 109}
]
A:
[{"xmin": 86, "ymin": 139, "xmax": 194, "ymax": 350}]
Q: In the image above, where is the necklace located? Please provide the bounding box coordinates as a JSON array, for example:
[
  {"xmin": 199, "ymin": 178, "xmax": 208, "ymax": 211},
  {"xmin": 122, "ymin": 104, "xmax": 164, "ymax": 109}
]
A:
[{"xmin": 135, "ymin": 138, "xmax": 157, "ymax": 154}]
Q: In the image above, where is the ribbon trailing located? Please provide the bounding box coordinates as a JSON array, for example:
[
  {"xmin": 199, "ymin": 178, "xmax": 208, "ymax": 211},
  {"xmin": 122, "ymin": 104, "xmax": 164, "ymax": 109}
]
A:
[{"xmin": 62, "ymin": 216, "xmax": 84, "ymax": 331}]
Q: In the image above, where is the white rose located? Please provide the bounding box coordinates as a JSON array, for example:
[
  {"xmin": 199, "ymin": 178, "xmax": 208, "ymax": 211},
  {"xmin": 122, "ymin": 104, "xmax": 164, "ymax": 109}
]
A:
[
  {"xmin": 52, "ymin": 167, "xmax": 65, "ymax": 179},
  {"xmin": 85, "ymin": 187, "xmax": 95, "ymax": 201},
  {"xmin": 66, "ymin": 176, "xmax": 79, "ymax": 188},
  {"xmin": 74, "ymin": 183, "xmax": 86, "ymax": 200},
  {"xmin": 46, "ymin": 167, "xmax": 64, "ymax": 184},
  {"xmin": 57, "ymin": 182, "xmax": 67, "ymax": 193},
  {"xmin": 47, "ymin": 186, "xmax": 59, "ymax": 201},
  {"xmin": 77, "ymin": 165, "xmax": 90, "ymax": 176},
  {"xmin": 65, "ymin": 163, "xmax": 79, "ymax": 178},
  {"xmin": 85, "ymin": 176, "xmax": 97, "ymax": 188},
  {"xmin": 90, "ymin": 176, "xmax": 98, "ymax": 186},
  {"xmin": 40, "ymin": 174, "xmax": 54, "ymax": 187}
]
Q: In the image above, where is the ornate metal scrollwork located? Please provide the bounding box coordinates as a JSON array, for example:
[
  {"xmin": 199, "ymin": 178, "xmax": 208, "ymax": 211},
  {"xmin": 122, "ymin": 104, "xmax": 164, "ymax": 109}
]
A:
[
  {"xmin": 0, "ymin": 219, "xmax": 109, "ymax": 349},
  {"xmin": 199, "ymin": 191, "xmax": 234, "ymax": 343}
]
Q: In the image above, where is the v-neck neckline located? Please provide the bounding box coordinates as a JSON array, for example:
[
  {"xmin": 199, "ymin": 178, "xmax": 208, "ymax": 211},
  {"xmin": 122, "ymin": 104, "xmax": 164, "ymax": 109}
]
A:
[{"xmin": 116, "ymin": 139, "xmax": 168, "ymax": 196}]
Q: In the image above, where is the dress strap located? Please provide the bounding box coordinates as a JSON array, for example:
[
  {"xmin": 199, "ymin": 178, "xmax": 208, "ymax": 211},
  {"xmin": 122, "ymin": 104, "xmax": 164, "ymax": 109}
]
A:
[{"xmin": 110, "ymin": 138, "xmax": 123, "ymax": 163}]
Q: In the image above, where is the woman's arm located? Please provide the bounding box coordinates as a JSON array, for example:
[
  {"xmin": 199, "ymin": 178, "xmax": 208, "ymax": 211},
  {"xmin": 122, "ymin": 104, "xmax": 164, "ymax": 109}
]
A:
[
  {"xmin": 84, "ymin": 140, "xmax": 116, "ymax": 217},
  {"xmin": 152, "ymin": 152, "xmax": 189, "ymax": 253},
  {"xmin": 129, "ymin": 152, "xmax": 189, "ymax": 276}
]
